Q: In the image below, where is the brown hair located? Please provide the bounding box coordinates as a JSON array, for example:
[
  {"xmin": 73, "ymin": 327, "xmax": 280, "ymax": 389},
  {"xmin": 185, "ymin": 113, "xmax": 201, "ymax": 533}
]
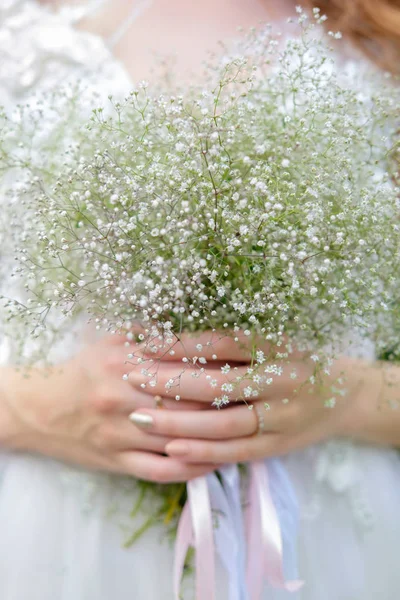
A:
[{"xmin": 305, "ymin": 0, "xmax": 400, "ymax": 73}]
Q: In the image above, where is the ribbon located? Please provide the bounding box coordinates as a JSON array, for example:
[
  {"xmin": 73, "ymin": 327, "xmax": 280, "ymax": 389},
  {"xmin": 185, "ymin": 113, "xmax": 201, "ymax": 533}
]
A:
[
  {"xmin": 267, "ymin": 458, "xmax": 301, "ymax": 585},
  {"xmin": 219, "ymin": 465, "xmax": 248, "ymax": 600},
  {"xmin": 246, "ymin": 461, "xmax": 304, "ymax": 598},
  {"xmin": 174, "ymin": 476, "xmax": 215, "ymax": 600},
  {"xmin": 174, "ymin": 460, "xmax": 303, "ymax": 600},
  {"xmin": 208, "ymin": 469, "xmax": 247, "ymax": 600}
]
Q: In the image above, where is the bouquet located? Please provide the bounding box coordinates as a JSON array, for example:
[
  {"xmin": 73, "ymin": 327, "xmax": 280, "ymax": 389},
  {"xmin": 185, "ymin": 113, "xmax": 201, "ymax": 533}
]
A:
[{"xmin": 1, "ymin": 8, "xmax": 399, "ymax": 598}]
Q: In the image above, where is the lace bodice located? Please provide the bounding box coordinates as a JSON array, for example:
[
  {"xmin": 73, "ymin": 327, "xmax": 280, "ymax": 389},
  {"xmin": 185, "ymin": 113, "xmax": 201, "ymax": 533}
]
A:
[{"xmin": 0, "ymin": 0, "xmax": 131, "ymax": 109}]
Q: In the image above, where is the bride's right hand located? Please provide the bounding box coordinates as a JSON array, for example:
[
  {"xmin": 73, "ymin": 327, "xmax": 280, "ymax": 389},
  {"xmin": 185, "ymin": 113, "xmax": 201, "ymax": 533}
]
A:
[{"xmin": 0, "ymin": 335, "xmax": 214, "ymax": 482}]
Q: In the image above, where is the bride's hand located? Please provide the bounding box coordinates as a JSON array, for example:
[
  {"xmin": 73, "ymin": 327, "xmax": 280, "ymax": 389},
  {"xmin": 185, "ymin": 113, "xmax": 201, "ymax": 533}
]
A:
[
  {"xmin": 129, "ymin": 359, "xmax": 359, "ymax": 463},
  {"xmin": 0, "ymin": 335, "xmax": 215, "ymax": 482},
  {"xmin": 128, "ymin": 334, "xmax": 400, "ymax": 462}
]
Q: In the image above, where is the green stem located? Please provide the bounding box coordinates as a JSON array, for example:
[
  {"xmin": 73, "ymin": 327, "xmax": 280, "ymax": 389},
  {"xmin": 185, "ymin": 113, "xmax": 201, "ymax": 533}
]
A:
[
  {"xmin": 123, "ymin": 516, "xmax": 156, "ymax": 548},
  {"xmin": 130, "ymin": 484, "xmax": 147, "ymax": 519}
]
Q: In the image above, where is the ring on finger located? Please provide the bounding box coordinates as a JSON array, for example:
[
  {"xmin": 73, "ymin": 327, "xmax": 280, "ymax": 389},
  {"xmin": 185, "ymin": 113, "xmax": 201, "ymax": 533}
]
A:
[
  {"xmin": 254, "ymin": 403, "xmax": 267, "ymax": 435},
  {"xmin": 154, "ymin": 395, "xmax": 164, "ymax": 409}
]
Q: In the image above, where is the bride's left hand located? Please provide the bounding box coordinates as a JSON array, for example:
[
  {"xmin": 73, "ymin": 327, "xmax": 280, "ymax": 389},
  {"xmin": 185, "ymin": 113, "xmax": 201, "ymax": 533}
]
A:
[{"xmin": 128, "ymin": 338, "xmax": 383, "ymax": 463}]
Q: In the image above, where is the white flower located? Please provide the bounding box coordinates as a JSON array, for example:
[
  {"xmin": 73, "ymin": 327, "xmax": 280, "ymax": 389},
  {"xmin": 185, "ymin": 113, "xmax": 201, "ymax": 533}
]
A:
[
  {"xmin": 256, "ymin": 351, "xmax": 265, "ymax": 364},
  {"xmin": 221, "ymin": 383, "xmax": 233, "ymax": 392},
  {"xmin": 324, "ymin": 397, "xmax": 336, "ymax": 408}
]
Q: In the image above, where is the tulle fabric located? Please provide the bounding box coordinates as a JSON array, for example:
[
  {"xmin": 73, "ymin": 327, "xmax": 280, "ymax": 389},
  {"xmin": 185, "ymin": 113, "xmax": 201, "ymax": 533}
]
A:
[
  {"xmin": 0, "ymin": 444, "xmax": 400, "ymax": 599},
  {"xmin": 283, "ymin": 443, "xmax": 400, "ymax": 600}
]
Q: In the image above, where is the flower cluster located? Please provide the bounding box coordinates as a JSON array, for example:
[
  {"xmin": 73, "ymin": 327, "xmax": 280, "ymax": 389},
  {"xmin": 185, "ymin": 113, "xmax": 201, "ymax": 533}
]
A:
[{"xmin": 1, "ymin": 12, "xmax": 400, "ymax": 408}]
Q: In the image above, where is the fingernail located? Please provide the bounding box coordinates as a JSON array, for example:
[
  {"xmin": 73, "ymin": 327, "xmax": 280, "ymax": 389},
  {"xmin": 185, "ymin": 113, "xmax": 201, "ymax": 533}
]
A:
[
  {"xmin": 129, "ymin": 412, "xmax": 154, "ymax": 428},
  {"xmin": 165, "ymin": 441, "xmax": 190, "ymax": 456}
]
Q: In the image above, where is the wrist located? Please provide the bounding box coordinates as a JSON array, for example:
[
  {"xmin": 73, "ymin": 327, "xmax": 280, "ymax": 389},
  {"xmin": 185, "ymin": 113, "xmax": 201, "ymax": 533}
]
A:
[
  {"xmin": 0, "ymin": 367, "xmax": 30, "ymax": 450},
  {"xmin": 0, "ymin": 366, "xmax": 54, "ymax": 453},
  {"xmin": 336, "ymin": 358, "xmax": 400, "ymax": 447}
]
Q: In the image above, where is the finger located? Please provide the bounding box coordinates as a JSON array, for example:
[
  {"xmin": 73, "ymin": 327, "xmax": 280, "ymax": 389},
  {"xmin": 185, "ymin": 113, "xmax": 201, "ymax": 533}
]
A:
[
  {"xmin": 164, "ymin": 433, "xmax": 286, "ymax": 464},
  {"xmin": 91, "ymin": 417, "xmax": 173, "ymax": 452},
  {"xmin": 155, "ymin": 397, "xmax": 209, "ymax": 411},
  {"xmin": 128, "ymin": 363, "xmax": 256, "ymax": 403},
  {"xmin": 101, "ymin": 345, "xmax": 137, "ymax": 377},
  {"xmin": 116, "ymin": 451, "xmax": 217, "ymax": 482},
  {"xmin": 136, "ymin": 330, "xmax": 259, "ymax": 363},
  {"xmin": 91, "ymin": 380, "xmax": 209, "ymax": 416},
  {"xmin": 90, "ymin": 382, "xmax": 147, "ymax": 415},
  {"xmin": 128, "ymin": 358, "xmax": 314, "ymax": 405},
  {"xmin": 135, "ymin": 331, "xmax": 304, "ymax": 364},
  {"xmin": 128, "ymin": 405, "xmax": 269, "ymax": 439},
  {"xmin": 127, "ymin": 362, "xmax": 220, "ymax": 405}
]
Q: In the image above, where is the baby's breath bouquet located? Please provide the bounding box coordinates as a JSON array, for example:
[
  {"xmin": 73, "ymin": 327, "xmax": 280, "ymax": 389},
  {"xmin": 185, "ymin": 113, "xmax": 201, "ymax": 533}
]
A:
[
  {"xmin": 3, "ymin": 14, "xmax": 400, "ymax": 386},
  {"xmin": 0, "ymin": 11, "xmax": 400, "ymax": 544}
]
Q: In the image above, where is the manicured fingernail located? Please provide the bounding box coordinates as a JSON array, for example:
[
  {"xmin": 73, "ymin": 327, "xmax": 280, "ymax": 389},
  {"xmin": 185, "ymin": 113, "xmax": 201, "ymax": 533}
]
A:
[
  {"xmin": 129, "ymin": 412, "xmax": 154, "ymax": 428},
  {"xmin": 165, "ymin": 441, "xmax": 190, "ymax": 456}
]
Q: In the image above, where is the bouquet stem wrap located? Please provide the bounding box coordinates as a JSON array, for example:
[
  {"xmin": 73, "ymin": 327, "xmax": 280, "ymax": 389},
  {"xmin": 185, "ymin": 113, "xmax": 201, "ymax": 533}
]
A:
[{"xmin": 174, "ymin": 460, "xmax": 304, "ymax": 600}]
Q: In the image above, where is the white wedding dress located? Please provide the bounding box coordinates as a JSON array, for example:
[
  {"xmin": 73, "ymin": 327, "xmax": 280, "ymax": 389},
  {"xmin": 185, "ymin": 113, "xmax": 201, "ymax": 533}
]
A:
[{"xmin": 1, "ymin": 2, "xmax": 400, "ymax": 599}]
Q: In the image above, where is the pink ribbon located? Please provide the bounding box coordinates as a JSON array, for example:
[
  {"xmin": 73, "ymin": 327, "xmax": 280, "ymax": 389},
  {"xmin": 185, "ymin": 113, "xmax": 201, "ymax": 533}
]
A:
[
  {"xmin": 174, "ymin": 476, "xmax": 215, "ymax": 600},
  {"xmin": 174, "ymin": 462, "xmax": 304, "ymax": 600},
  {"xmin": 246, "ymin": 461, "xmax": 304, "ymax": 598}
]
